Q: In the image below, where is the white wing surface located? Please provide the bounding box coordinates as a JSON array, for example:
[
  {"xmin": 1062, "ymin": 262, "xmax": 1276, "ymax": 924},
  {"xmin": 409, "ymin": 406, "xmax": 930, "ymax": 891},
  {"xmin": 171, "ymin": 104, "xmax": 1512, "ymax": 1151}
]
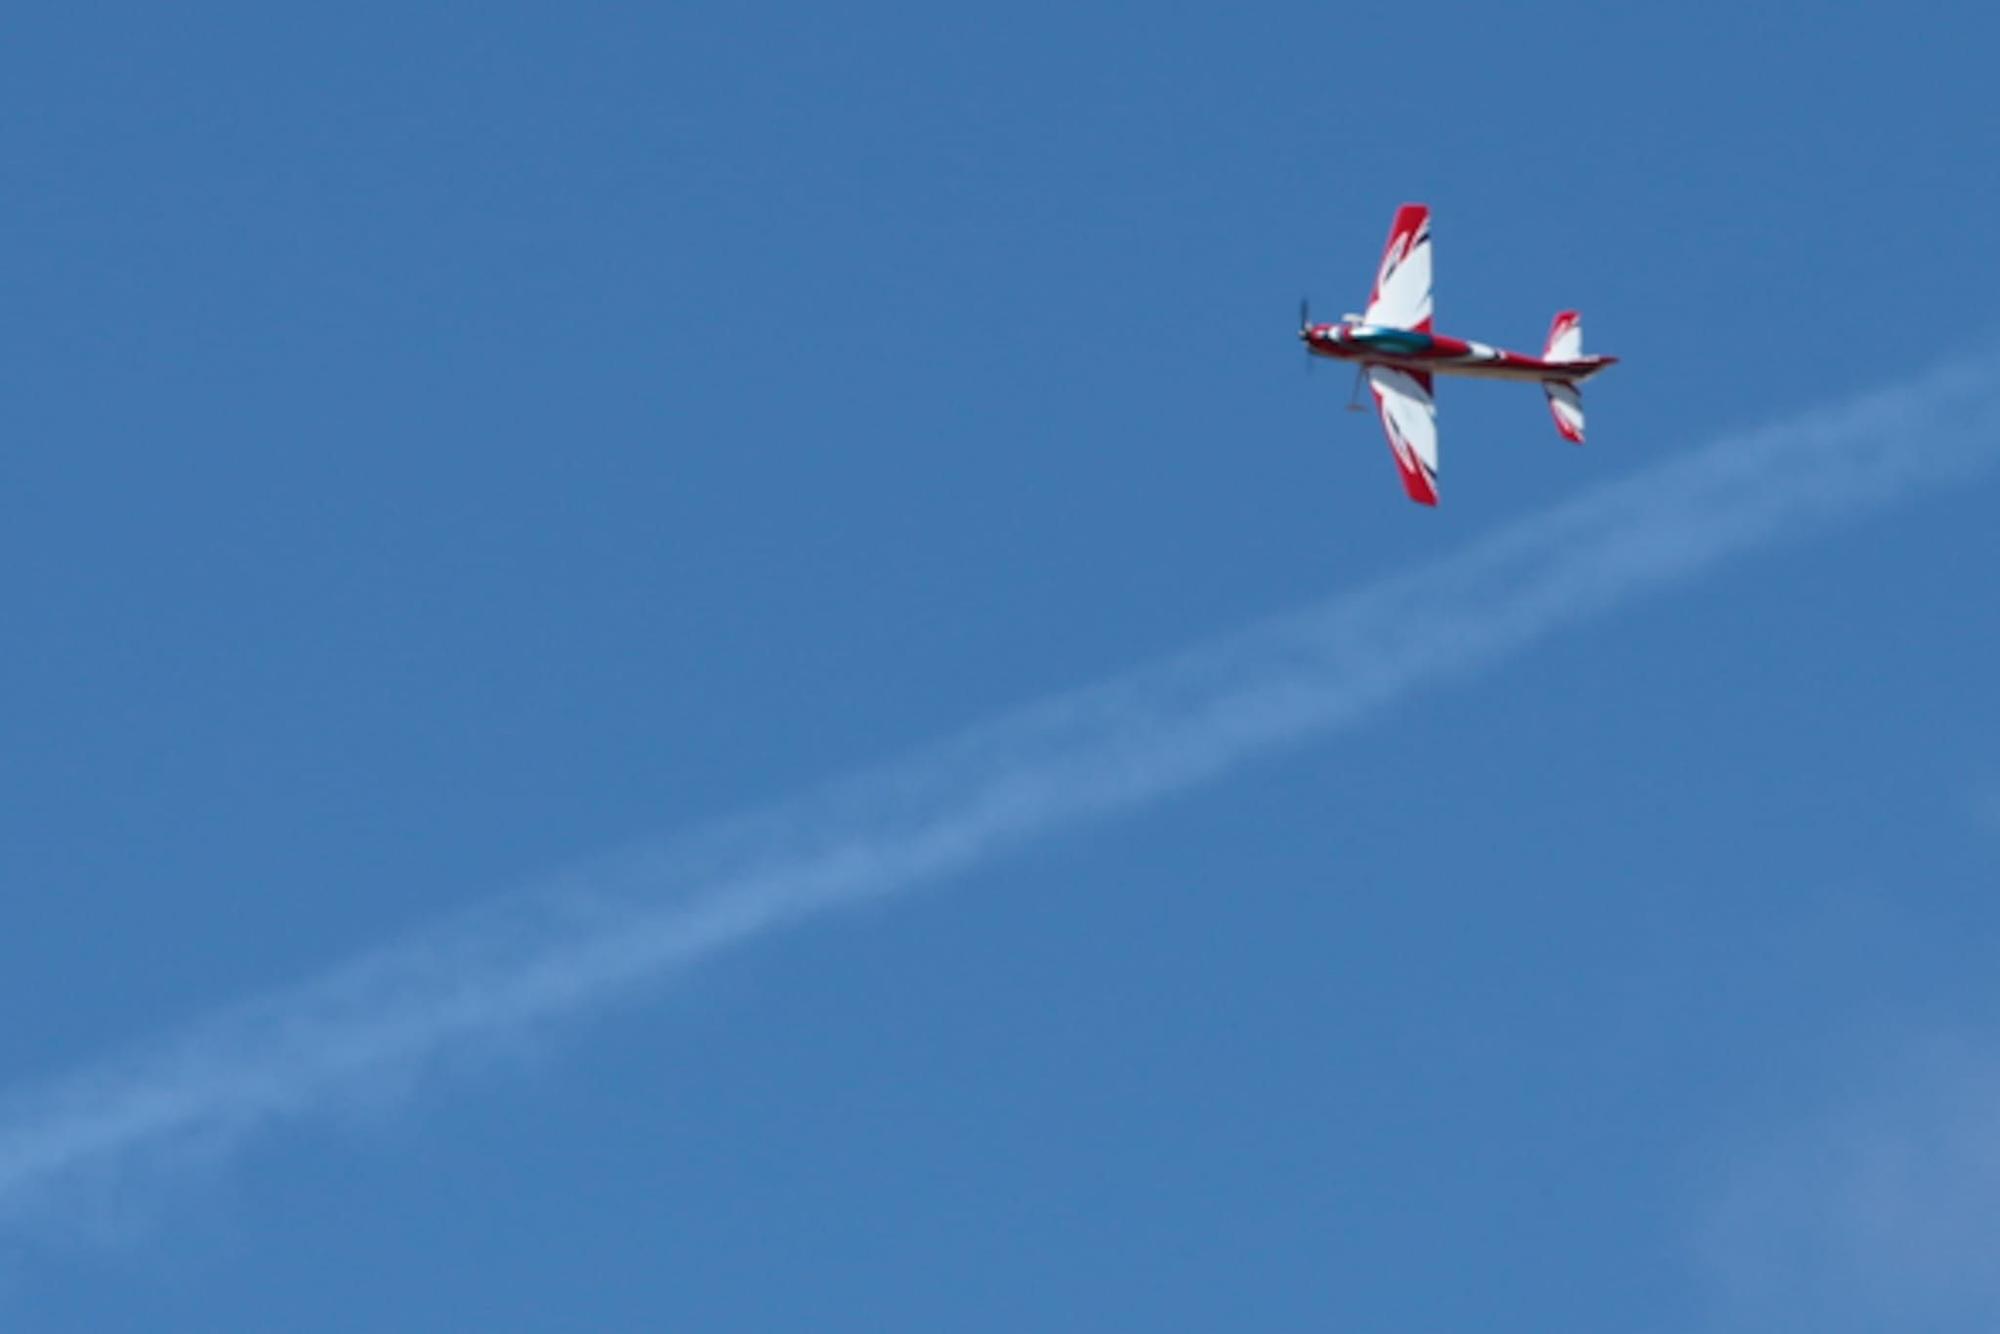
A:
[
  {"xmin": 1362, "ymin": 203, "xmax": 1433, "ymax": 333},
  {"xmin": 1367, "ymin": 366, "xmax": 1439, "ymax": 505}
]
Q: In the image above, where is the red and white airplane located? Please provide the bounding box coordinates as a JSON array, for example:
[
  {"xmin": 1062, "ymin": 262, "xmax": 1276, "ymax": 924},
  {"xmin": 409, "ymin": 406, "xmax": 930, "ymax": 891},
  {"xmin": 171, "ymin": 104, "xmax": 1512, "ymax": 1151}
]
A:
[{"xmin": 1300, "ymin": 203, "xmax": 1617, "ymax": 505}]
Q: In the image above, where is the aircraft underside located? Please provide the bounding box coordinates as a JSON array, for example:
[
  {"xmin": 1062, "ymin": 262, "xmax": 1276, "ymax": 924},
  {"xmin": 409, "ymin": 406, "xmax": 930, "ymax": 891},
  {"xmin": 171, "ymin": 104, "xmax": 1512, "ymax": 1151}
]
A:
[
  {"xmin": 1304, "ymin": 330, "xmax": 1614, "ymax": 385},
  {"xmin": 1298, "ymin": 203, "xmax": 1618, "ymax": 504}
]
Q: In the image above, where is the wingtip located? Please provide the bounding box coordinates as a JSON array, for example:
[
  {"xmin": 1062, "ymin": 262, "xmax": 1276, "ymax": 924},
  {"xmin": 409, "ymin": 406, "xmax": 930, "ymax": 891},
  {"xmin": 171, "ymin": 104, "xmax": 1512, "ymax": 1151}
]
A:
[{"xmin": 1401, "ymin": 469, "xmax": 1440, "ymax": 506}]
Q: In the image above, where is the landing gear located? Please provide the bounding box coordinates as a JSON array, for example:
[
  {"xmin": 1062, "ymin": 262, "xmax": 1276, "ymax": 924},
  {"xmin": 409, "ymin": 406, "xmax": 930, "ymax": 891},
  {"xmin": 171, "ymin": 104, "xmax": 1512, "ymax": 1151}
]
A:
[{"xmin": 1346, "ymin": 364, "xmax": 1368, "ymax": 412}]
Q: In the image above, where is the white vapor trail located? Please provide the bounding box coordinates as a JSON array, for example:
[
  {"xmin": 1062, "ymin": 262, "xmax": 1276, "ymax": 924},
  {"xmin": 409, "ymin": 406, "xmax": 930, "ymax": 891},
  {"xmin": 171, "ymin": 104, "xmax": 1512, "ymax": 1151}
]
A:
[{"xmin": 3, "ymin": 359, "xmax": 1998, "ymax": 1225}]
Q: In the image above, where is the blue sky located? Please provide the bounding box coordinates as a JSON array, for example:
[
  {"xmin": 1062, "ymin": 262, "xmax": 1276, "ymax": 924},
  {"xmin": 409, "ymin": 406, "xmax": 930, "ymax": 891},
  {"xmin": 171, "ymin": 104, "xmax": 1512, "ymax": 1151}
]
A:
[{"xmin": 4, "ymin": 3, "xmax": 1998, "ymax": 1329}]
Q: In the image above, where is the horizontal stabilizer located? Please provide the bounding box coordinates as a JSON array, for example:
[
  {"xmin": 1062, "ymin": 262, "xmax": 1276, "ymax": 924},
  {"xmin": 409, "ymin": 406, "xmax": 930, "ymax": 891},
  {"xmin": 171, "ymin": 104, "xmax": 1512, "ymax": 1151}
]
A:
[
  {"xmin": 1544, "ymin": 309, "xmax": 1583, "ymax": 363},
  {"xmin": 1544, "ymin": 380, "xmax": 1585, "ymax": 444}
]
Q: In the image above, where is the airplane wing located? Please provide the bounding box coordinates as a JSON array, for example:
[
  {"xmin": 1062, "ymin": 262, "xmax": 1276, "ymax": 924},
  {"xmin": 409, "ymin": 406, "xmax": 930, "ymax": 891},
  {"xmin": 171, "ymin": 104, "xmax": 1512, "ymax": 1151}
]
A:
[
  {"xmin": 1362, "ymin": 203, "xmax": 1433, "ymax": 333},
  {"xmin": 1367, "ymin": 365, "xmax": 1439, "ymax": 505}
]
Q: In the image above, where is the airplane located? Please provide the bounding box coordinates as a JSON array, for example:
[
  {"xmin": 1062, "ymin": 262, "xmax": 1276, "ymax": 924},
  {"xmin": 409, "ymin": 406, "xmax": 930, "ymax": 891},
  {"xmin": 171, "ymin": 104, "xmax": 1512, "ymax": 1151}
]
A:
[{"xmin": 1299, "ymin": 203, "xmax": 1618, "ymax": 505}]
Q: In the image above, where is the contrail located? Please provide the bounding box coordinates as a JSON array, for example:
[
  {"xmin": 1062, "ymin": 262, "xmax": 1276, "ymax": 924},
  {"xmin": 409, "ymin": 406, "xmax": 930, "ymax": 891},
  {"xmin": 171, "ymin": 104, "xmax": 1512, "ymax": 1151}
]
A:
[{"xmin": 3, "ymin": 358, "xmax": 1997, "ymax": 1228}]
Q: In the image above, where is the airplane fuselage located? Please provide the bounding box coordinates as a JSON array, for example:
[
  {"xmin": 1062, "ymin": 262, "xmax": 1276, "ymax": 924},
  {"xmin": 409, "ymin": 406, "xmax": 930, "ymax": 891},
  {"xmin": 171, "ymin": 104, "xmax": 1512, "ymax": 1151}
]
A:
[{"xmin": 1301, "ymin": 322, "xmax": 1617, "ymax": 384}]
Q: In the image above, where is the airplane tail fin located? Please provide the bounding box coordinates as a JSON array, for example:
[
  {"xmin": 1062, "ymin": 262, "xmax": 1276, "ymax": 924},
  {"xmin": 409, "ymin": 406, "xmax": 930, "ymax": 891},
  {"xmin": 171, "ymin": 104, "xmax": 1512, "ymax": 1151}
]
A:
[
  {"xmin": 1543, "ymin": 379, "xmax": 1585, "ymax": 444},
  {"xmin": 1542, "ymin": 310, "xmax": 1587, "ymax": 443},
  {"xmin": 1544, "ymin": 309, "xmax": 1583, "ymax": 363}
]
